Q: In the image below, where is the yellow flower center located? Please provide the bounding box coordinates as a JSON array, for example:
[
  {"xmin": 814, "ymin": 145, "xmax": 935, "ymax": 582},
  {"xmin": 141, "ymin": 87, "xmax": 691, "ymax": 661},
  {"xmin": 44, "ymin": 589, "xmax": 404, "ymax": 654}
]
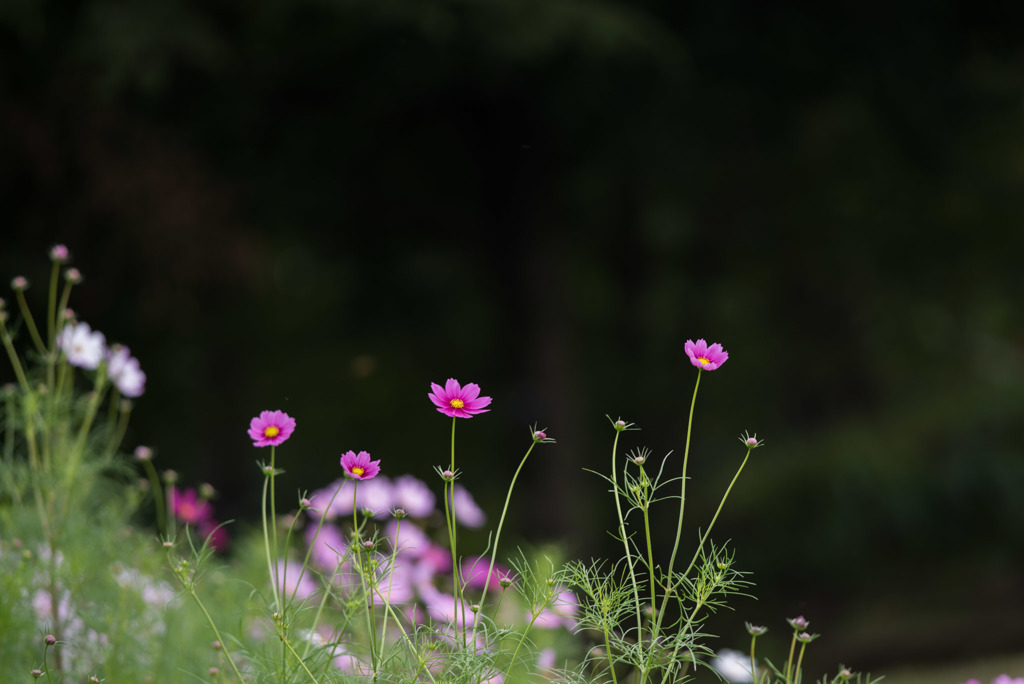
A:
[
  {"xmin": 697, "ymin": 357, "xmax": 710, "ymax": 365},
  {"xmin": 351, "ymin": 466, "xmax": 365, "ymax": 476},
  {"xmin": 450, "ymin": 399, "xmax": 465, "ymax": 409},
  {"xmin": 264, "ymin": 426, "xmax": 280, "ymax": 438}
]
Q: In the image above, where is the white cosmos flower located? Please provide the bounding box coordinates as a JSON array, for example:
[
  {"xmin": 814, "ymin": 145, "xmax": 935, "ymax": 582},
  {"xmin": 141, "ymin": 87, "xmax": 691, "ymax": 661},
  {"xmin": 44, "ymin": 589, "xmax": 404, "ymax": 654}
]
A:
[
  {"xmin": 710, "ymin": 648, "xmax": 755, "ymax": 683},
  {"xmin": 107, "ymin": 344, "xmax": 146, "ymax": 397},
  {"xmin": 58, "ymin": 322, "xmax": 106, "ymax": 369}
]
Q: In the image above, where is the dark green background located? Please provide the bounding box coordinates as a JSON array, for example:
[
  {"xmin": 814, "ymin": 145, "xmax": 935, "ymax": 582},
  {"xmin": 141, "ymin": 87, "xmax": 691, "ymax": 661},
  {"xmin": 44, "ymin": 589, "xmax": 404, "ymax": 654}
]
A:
[{"xmin": 3, "ymin": 0, "xmax": 1023, "ymax": 675}]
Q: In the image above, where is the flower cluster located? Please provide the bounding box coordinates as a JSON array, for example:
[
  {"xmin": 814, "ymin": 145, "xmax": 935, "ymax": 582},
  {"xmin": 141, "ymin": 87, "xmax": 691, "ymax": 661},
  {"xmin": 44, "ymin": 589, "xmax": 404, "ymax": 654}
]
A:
[{"xmin": 57, "ymin": 322, "xmax": 147, "ymax": 397}]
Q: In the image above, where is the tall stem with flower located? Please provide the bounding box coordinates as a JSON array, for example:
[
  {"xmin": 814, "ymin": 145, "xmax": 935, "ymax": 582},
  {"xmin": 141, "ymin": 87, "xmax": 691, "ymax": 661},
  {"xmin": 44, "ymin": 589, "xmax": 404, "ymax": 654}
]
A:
[{"xmin": 427, "ymin": 378, "xmax": 492, "ymax": 644}]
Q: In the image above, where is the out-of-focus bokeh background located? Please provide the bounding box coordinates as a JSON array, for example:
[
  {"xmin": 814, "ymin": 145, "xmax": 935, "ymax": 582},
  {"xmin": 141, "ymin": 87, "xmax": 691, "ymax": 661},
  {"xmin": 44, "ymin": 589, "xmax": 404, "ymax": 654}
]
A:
[{"xmin": 3, "ymin": 1, "xmax": 1023, "ymax": 678}]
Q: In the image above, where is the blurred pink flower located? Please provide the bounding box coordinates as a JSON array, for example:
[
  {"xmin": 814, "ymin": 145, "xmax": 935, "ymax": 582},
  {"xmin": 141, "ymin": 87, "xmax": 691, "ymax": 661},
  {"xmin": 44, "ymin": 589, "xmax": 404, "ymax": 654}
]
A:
[
  {"xmin": 107, "ymin": 344, "xmax": 146, "ymax": 397},
  {"xmin": 247, "ymin": 410, "xmax": 295, "ymax": 447},
  {"xmin": 992, "ymin": 677, "xmax": 1024, "ymax": 684},
  {"xmin": 684, "ymin": 338, "xmax": 729, "ymax": 371},
  {"xmin": 392, "ymin": 475, "xmax": 435, "ymax": 517},
  {"xmin": 305, "ymin": 523, "xmax": 348, "ymax": 571},
  {"xmin": 169, "ymin": 487, "xmax": 213, "ymax": 526},
  {"xmin": 277, "ymin": 559, "xmax": 317, "ymax": 601},
  {"xmin": 198, "ymin": 520, "xmax": 231, "ymax": 552},
  {"xmin": 532, "ymin": 588, "xmax": 579, "ymax": 630},
  {"xmin": 340, "ymin": 450, "xmax": 380, "ymax": 480},
  {"xmin": 58, "ymin": 322, "xmax": 106, "ymax": 369},
  {"xmin": 460, "ymin": 555, "xmax": 510, "ymax": 590},
  {"xmin": 385, "ymin": 519, "xmax": 430, "ymax": 558},
  {"xmin": 428, "ymin": 378, "xmax": 492, "ymax": 418},
  {"xmin": 450, "ymin": 484, "xmax": 486, "ymax": 528}
]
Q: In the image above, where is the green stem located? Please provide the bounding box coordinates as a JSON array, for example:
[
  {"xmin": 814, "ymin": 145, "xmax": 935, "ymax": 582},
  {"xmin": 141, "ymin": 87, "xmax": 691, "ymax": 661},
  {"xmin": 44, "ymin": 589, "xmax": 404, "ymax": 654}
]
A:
[
  {"xmin": 184, "ymin": 585, "xmax": 247, "ymax": 682},
  {"xmin": 750, "ymin": 634, "xmax": 758, "ymax": 684},
  {"xmin": 15, "ymin": 289, "xmax": 46, "ymax": 356},
  {"xmin": 650, "ymin": 369, "xmax": 702, "ymax": 650},
  {"xmin": 291, "ymin": 479, "xmax": 347, "ymax": 605},
  {"xmin": 262, "ymin": 456, "xmax": 281, "ymax": 614},
  {"xmin": 609, "ymin": 427, "xmax": 644, "ymax": 643},
  {"xmin": 639, "ymin": 465, "xmax": 657, "ymax": 622},
  {"xmin": 0, "ymin": 319, "xmax": 32, "ymax": 393},
  {"xmin": 785, "ymin": 631, "xmax": 798, "ymax": 684},
  {"xmin": 794, "ymin": 641, "xmax": 808, "ymax": 684},
  {"xmin": 470, "ymin": 439, "xmax": 537, "ymax": 645},
  {"xmin": 142, "ymin": 458, "xmax": 167, "ymax": 536}
]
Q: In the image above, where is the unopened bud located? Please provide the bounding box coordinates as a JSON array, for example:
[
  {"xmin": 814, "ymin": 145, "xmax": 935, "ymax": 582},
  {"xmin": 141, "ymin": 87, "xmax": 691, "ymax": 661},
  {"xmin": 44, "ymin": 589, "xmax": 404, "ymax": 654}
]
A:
[
  {"xmin": 787, "ymin": 615, "xmax": 809, "ymax": 630},
  {"xmin": 50, "ymin": 244, "xmax": 70, "ymax": 262},
  {"xmin": 362, "ymin": 541, "xmax": 374, "ymax": 549},
  {"xmin": 392, "ymin": 507, "xmax": 407, "ymax": 519},
  {"xmin": 533, "ymin": 430, "xmax": 547, "ymax": 441},
  {"xmin": 163, "ymin": 469, "xmax": 178, "ymax": 484},
  {"xmin": 64, "ymin": 268, "xmax": 82, "ymax": 284},
  {"xmin": 499, "ymin": 575, "xmax": 513, "ymax": 588},
  {"xmin": 134, "ymin": 445, "xmax": 153, "ymax": 461},
  {"xmin": 44, "ymin": 634, "xmax": 56, "ymax": 645},
  {"xmin": 11, "ymin": 276, "xmax": 28, "ymax": 291}
]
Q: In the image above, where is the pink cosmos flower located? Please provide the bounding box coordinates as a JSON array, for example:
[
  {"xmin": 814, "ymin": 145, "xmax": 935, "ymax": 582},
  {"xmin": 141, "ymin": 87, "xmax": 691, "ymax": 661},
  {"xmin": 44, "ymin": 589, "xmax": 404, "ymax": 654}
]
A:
[
  {"xmin": 428, "ymin": 378, "xmax": 492, "ymax": 418},
  {"xmin": 684, "ymin": 338, "xmax": 729, "ymax": 371},
  {"xmin": 107, "ymin": 344, "xmax": 146, "ymax": 397},
  {"xmin": 460, "ymin": 555, "xmax": 510, "ymax": 590},
  {"xmin": 392, "ymin": 475, "xmax": 436, "ymax": 518},
  {"xmin": 340, "ymin": 450, "xmax": 381, "ymax": 480},
  {"xmin": 532, "ymin": 588, "xmax": 579, "ymax": 630},
  {"xmin": 169, "ymin": 486, "xmax": 213, "ymax": 525},
  {"xmin": 248, "ymin": 410, "xmax": 296, "ymax": 447},
  {"xmin": 450, "ymin": 484, "xmax": 486, "ymax": 528},
  {"xmin": 992, "ymin": 677, "xmax": 1024, "ymax": 684}
]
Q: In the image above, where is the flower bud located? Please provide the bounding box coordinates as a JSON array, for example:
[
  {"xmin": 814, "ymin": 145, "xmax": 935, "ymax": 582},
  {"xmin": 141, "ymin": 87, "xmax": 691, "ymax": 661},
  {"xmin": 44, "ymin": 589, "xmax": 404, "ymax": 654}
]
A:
[
  {"xmin": 31, "ymin": 670, "xmax": 42, "ymax": 679},
  {"xmin": 614, "ymin": 420, "xmax": 626, "ymax": 430},
  {"xmin": 44, "ymin": 634, "xmax": 56, "ymax": 645},
  {"xmin": 362, "ymin": 540, "xmax": 374, "ymax": 549},
  {"xmin": 209, "ymin": 667, "xmax": 219, "ymax": 676},
  {"xmin": 163, "ymin": 541, "xmax": 174, "ymax": 548},
  {"xmin": 212, "ymin": 640, "xmax": 222, "ymax": 650},
  {"xmin": 499, "ymin": 575, "xmax": 513, "ymax": 588},
  {"xmin": 64, "ymin": 268, "xmax": 82, "ymax": 284},
  {"xmin": 633, "ymin": 455, "xmax": 646, "ymax": 465},
  {"xmin": 796, "ymin": 632, "xmax": 819, "ymax": 644},
  {"xmin": 441, "ymin": 469, "xmax": 454, "ymax": 482},
  {"xmin": 50, "ymin": 244, "xmax": 69, "ymax": 262},
  {"xmin": 163, "ymin": 469, "xmax": 178, "ymax": 484},
  {"xmin": 745, "ymin": 622, "xmax": 768, "ymax": 636},
  {"xmin": 199, "ymin": 483, "xmax": 216, "ymax": 499},
  {"xmin": 11, "ymin": 276, "xmax": 28, "ymax": 291},
  {"xmin": 787, "ymin": 615, "xmax": 809, "ymax": 630},
  {"xmin": 392, "ymin": 507, "xmax": 407, "ymax": 519},
  {"xmin": 299, "ymin": 498, "xmax": 312, "ymax": 509},
  {"xmin": 134, "ymin": 445, "xmax": 153, "ymax": 462}
]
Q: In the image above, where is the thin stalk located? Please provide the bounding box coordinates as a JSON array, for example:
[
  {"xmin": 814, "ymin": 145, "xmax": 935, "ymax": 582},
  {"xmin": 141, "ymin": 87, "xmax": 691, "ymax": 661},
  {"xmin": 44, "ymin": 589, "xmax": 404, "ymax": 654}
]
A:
[
  {"xmin": 291, "ymin": 479, "xmax": 347, "ymax": 604},
  {"xmin": 15, "ymin": 289, "xmax": 46, "ymax": 355},
  {"xmin": 649, "ymin": 369, "xmax": 702, "ymax": 659},
  {"xmin": 750, "ymin": 634, "xmax": 758, "ymax": 684},
  {"xmin": 141, "ymin": 458, "xmax": 166, "ymax": 536},
  {"xmin": 183, "ymin": 585, "xmax": 246, "ymax": 682},
  {"xmin": 609, "ymin": 428, "xmax": 644, "ymax": 640},
  {"xmin": 794, "ymin": 641, "xmax": 808, "ymax": 684},
  {"xmin": 262, "ymin": 458, "xmax": 281, "ymax": 613},
  {"xmin": 379, "ymin": 517, "xmax": 402, "ymax": 647},
  {"xmin": 785, "ymin": 631, "xmax": 798, "ymax": 684},
  {"xmin": 0, "ymin": 320, "xmax": 32, "ymax": 392},
  {"xmin": 470, "ymin": 439, "xmax": 537, "ymax": 645}
]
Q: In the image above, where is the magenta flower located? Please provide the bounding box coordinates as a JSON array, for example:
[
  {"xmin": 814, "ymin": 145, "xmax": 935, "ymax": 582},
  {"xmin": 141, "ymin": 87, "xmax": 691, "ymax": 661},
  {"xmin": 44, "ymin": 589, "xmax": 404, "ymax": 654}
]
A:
[
  {"xmin": 461, "ymin": 555, "xmax": 510, "ymax": 590},
  {"xmin": 248, "ymin": 410, "xmax": 296, "ymax": 447},
  {"xmin": 169, "ymin": 486, "xmax": 213, "ymax": 525},
  {"xmin": 684, "ymin": 339, "xmax": 729, "ymax": 371},
  {"xmin": 428, "ymin": 378, "xmax": 492, "ymax": 418},
  {"xmin": 341, "ymin": 450, "xmax": 381, "ymax": 480}
]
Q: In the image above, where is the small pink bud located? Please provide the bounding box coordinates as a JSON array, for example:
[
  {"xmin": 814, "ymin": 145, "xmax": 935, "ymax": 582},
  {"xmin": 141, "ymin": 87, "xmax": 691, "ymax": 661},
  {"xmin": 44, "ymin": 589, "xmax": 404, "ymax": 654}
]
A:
[
  {"xmin": 11, "ymin": 276, "xmax": 28, "ymax": 291},
  {"xmin": 209, "ymin": 667, "xmax": 219, "ymax": 675},
  {"xmin": 31, "ymin": 670, "xmax": 43, "ymax": 679},
  {"xmin": 299, "ymin": 498, "xmax": 312, "ymax": 509},
  {"xmin": 162, "ymin": 541, "xmax": 173, "ymax": 548},
  {"xmin": 44, "ymin": 634, "xmax": 56, "ymax": 645},
  {"xmin": 441, "ymin": 469, "xmax": 454, "ymax": 481},
  {"xmin": 633, "ymin": 455, "xmax": 646, "ymax": 465},
  {"xmin": 134, "ymin": 445, "xmax": 153, "ymax": 461},
  {"xmin": 362, "ymin": 540, "xmax": 374, "ymax": 549},
  {"xmin": 392, "ymin": 507, "xmax": 407, "ymax": 519},
  {"xmin": 533, "ymin": 430, "xmax": 546, "ymax": 441},
  {"xmin": 212, "ymin": 640, "xmax": 222, "ymax": 650},
  {"xmin": 50, "ymin": 244, "xmax": 69, "ymax": 262},
  {"xmin": 64, "ymin": 268, "xmax": 82, "ymax": 284}
]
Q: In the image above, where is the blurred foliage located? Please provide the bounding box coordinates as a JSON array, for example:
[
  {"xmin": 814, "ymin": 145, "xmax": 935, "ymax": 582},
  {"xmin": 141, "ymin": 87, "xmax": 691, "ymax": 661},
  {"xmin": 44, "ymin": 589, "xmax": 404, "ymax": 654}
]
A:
[{"xmin": 3, "ymin": 0, "xmax": 1024, "ymax": 674}]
